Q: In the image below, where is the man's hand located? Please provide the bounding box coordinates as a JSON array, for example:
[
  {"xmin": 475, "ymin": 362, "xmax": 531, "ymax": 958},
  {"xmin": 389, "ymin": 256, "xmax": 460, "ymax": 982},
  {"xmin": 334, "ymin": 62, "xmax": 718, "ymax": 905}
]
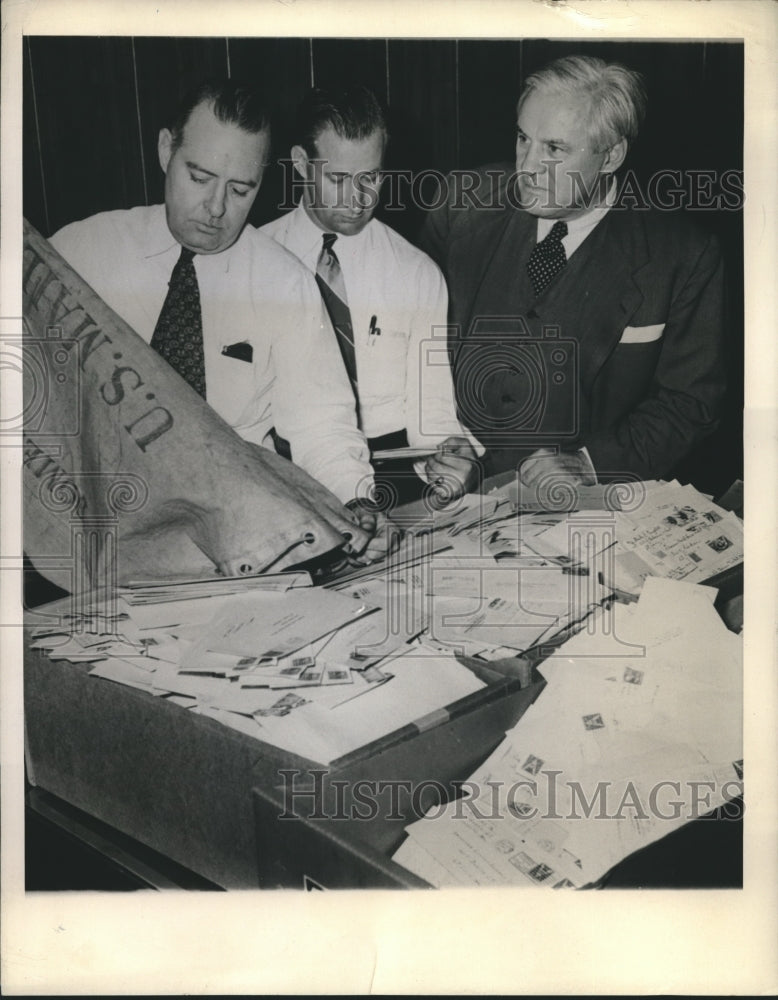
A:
[
  {"xmin": 424, "ymin": 435, "xmax": 479, "ymax": 504},
  {"xmin": 519, "ymin": 447, "xmax": 597, "ymax": 487},
  {"xmin": 345, "ymin": 500, "xmax": 401, "ymax": 564}
]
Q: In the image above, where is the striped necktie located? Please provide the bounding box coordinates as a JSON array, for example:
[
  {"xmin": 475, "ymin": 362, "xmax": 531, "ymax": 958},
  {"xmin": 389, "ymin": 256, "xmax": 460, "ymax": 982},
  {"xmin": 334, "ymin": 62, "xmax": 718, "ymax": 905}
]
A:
[
  {"xmin": 526, "ymin": 220, "xmax": 568, "ymax": 297},
  {"xmin": 316, "ymin": 233, "xmax": 359, "ymax": 419},
  {"xmin": 150, "ymin": 246, "xmax": 206, "ymax": 397}
]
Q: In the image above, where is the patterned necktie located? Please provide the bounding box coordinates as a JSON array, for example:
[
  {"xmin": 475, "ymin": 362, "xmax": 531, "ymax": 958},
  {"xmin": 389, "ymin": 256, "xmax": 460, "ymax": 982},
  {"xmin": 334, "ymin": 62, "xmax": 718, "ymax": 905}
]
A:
[
  {"xmin": 150, "ymin": 246, "xmax": 206, "ymax": 397},
  {"xmin": 315, "ymin": 233, "xmax": 359, "ymax": 418},
  {"xmin": 526, "ymin": 220, "xmax": 568, "ymax": 297}
]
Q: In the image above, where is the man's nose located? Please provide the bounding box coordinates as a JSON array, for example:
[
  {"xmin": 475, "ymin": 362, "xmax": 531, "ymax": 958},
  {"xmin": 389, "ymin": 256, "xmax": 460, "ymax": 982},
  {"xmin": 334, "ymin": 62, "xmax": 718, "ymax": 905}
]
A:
[
  {"xmin": 205, "ymin": 185, "xmax": 227, "ymax": 219},
  {"xmin": 518, "ymin": 141, "xmax": 545, "ymax": 178}
]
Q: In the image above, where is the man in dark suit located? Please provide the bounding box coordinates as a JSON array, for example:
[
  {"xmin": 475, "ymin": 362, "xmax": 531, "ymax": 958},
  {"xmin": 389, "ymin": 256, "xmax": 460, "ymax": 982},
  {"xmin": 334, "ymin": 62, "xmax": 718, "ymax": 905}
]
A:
[{"xmin": 421, "ymin": 55, "xmax": 726, "ymax": 486}]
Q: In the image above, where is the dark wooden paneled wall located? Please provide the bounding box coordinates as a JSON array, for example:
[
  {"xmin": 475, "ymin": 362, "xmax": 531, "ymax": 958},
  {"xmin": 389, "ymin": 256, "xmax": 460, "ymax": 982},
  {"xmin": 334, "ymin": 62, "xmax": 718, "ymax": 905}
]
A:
[
  {"xmin": 23, "ymin": 36, "xmax": 744, "ymax": 491},
  {"xmin": 24, "ymin": 37, "xmax": 743, "ymax": 237}
]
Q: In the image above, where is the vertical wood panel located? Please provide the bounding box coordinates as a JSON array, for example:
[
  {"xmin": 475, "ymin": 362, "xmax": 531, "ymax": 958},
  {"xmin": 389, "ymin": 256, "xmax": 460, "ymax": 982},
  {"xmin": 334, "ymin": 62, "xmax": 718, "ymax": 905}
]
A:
[
  {"xmin": 387, "ymin": 39, "xmax": 458, "ymax": 172},
  {"xmin": 311, "ymin": 37, "xmax": 388, "ymax": 103},
  {"xmin": 457, "ymin": 40, "xmax": 522, "ymax": 169},
  {"xmin": 385, "ymin": 39, "xmax": 458, "ymax": 241},
  {"xmin": 133, "ymin": 37, "xmax": 229, "ymax": 209},
  {"xmin": 23, "ymin": 37, "xmax": 48, "ymax": 235},
  {"xmin": 28, "ymin": 36, "xmax": 145, "ymax": 235},
  {"xmin": 228, "ymin": 37, "xmax": 312, "ymax": 226}
]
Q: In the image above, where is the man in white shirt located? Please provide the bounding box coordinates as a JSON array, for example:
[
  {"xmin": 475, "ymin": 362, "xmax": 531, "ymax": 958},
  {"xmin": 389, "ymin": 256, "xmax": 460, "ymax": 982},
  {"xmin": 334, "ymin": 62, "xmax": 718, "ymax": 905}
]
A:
[
  {"xmin": 261, "ymin": 84, "xmax": 479, "ymax": 508},
  {"xmin": 51, "ymin": 79, "xmax": 388, "ymax": 559}
]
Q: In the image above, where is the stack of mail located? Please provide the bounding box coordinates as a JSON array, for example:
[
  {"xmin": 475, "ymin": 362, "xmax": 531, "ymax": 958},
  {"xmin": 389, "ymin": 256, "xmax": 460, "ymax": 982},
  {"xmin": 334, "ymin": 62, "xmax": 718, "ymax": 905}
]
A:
[
  {"xmin": 394, "ymin": 576, "xmax": 742, "ymax": 887},
  {"xmin": 523, "ymin": 480, "xmax": 743, "ymax": 595},
  {"xmin": 367, "ymin": 493, "xmax": 614, "ymax": 662},
  {"xmin": 28, "ymin": 572, "xmax": 485, "ymax": 765}
]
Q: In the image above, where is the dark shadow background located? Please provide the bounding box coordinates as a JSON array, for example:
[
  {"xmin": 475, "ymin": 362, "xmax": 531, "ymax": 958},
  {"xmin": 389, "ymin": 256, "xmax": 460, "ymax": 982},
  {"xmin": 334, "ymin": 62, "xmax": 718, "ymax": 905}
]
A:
[
  {"xmin": 24, "ymin": 36, "xmax": 744, "ymax": 499},
  {"xmin": 23, "ymin": 36, "xmax": 744, "ymax": 890}
]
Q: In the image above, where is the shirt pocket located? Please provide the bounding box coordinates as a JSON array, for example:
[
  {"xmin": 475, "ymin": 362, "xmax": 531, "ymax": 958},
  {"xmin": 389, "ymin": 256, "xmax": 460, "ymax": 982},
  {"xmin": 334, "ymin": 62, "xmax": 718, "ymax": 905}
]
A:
[{"xmin": 209, "ymin": 345, "xmax": 265, "ymax": 428}]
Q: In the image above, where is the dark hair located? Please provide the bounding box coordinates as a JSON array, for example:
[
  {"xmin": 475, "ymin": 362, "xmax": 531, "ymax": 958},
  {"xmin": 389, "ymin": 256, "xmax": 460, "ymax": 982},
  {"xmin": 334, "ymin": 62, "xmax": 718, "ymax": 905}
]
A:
[
  {"xmin": 169, "ymin": 79, "xmax": 271, "ymax": 151},
  {"xmin": 295, "ymin": 84, "xmax": 388, "ymax": 157}
]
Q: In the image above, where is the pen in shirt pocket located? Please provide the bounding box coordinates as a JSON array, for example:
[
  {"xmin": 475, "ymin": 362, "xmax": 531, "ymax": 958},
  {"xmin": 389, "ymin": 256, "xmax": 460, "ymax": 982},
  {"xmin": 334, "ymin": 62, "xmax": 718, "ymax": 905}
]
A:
[{"xmin": 367, "ymin": 314, "xmax": 381, "ymax": 345}]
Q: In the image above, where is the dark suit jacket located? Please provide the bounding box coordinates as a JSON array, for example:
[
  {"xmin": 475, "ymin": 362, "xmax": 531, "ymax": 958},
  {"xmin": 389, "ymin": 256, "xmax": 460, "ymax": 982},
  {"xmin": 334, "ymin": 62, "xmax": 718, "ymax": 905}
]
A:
[{"xmin": 419, "ymin": 165, "xmax": 727, "ymax": 481}]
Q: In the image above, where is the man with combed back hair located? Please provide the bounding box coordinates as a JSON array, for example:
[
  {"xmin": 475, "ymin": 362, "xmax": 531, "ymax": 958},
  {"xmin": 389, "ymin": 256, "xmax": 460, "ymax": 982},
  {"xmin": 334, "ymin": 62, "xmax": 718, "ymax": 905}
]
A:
[
  {"xmin": 421, "ymin": 55, "xmax": 726, "ymax": 487},
  {"xmin": 51, "ymin": 78, "xmax": 391, "ymax": 561},
  {"xmin": 263, "ymin": 83, "xmax": 482, "ymax": 509}
]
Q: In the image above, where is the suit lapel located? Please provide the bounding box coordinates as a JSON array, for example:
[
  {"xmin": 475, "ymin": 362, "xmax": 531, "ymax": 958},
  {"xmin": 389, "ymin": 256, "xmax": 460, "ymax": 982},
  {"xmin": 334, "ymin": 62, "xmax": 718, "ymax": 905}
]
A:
[
  {"xmin": 451, "ymin": 203, "xmax": 537, "ymax": 334},
  {"xmin": 534, "ymin": 208, "xmax": 650, "ymax": 388}
]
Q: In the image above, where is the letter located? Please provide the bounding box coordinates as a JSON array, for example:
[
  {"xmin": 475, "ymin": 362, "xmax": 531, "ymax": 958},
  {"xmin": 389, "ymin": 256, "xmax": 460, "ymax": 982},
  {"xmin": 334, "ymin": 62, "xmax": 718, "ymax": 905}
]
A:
[
  {"xmin": 686, "ymin": 169, "xmax": 718, "ymax": 210},
  {"xmin": 687, "ymin": 779, "xmax": 716, "ymax": 819},
  {"xmin": 328, "ymin": 779, "xmax": 350, "ymax": 822},
  {"xmin": 23, "ymin": 250, "xmax": 55, "ymax": 309},
  {"xmin": 719, "ymin": 169, "xmax": 744, "ymax": 210},
  {"xmin": 23, "ymin": 248, "xmax": 45, "ymax": 291},
  {"xmin": 410, "ymin": 779, "xmax": 447, "ymax": 819},
  {"xmin": 614, "ymin": 169, "xmax": 650, "ymax": 211},
  {"xmin": 71, "ymin": 318, "xmax": 114, "ymax": 369},
  {"xmin": 542, "ymin": 769, "xmax": 564, "ymax": 820},
  {"xmin": 481, "ymin": 168, "xmax": 508, "ymax": 209},
  {"xmin": 646, "ymin": 169, "xmax": 685, "ymax": 211},
  {"xmin": 278, "ymin": 157, "xmax": 316, "ymax": 212},
  {"xmin": 570, "ymin": 170, "xmax": 609, "ymax": 211},
  {"xmin": 718, "ymin": 782, "xmax": 744, "ymax": 821},
  {"xmin": 411, "ymin": 170, "xmax": 447, "ymax": 211},
  {"xmin": 277, "ymin": 768, "xmax": 328, "ymax": 820},
  {"xmin": 648, "ymin": 780, "xmax": 683, "ymax": 821},
  {"xmin": 378, "ymin": 780, "xmax": 413, "ymax": 822},
  {"xmin": 567, "ymin": 780, "xmax": 609, "ymax": 819},
  {"xmin": 381, "ymin": 169, "xmax": 412, "ymax": 211},
  {"xmin": 22, "ymin": 438, "xmax": 47, "ymax": 470},
  {"xmin": 451, "ymin": 169, "xmax": 485, "ymax": 210},
  {"xmin": 46, "ymin": 282, "xmax": 71, "ymax": 326},
  {"xmin": 124, "ymin": 406, "xmax": 174, "ymax": 452},
  {"xmin": 351, "ymin": 779, "xmax": 380, "ymax": 821},
  {"xmin": 612, "ymin": 781, "xmax": 650, "ymax": 820},
  {"xmin": 353, "ymin": 170, "xmax": 381, "ymax": 213},
  {"xmin": 506, "ymin": 779, "xmax": 539, "ymax": 819},
  {"xmin": 101, "ymin": 366, "xmax": 144, "ymax": 406},
  {"xmin": 27, "ymin": 270, "xmax": 61, "ymax": 312},
  {"xmin": 505, "ymin": 171, "xmax": 526, "ymax": 211},
  {"xmin": 453, "ymin": 780, "xmax": 501, "ymax": 820}
]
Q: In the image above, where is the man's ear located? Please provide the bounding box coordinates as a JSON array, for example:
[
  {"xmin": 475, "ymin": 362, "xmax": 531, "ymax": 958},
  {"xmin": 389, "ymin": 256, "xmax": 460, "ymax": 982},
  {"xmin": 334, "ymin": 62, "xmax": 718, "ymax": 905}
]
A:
[
  {"xmin": 291, "ymin": 144, "xmax": 309, "ymax": 180},
  {"xmin": 602, "ymin": 137, "xmax": 628, "ymax": 175},
  {"xmin": 158, "ymin": 128, "xmax": 174, "ymax": 174}
]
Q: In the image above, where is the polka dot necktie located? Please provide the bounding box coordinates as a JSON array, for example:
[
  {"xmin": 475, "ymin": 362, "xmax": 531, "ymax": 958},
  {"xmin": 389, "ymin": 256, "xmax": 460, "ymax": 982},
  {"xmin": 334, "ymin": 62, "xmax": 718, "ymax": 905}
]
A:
[
  {"xmin": 526, "ymin": 220, "xmax": 568, "ymax": 297},
  {"xmin": 150, "ymin": 246, "xmax": 206, "ymax": 397},
  {"xmin": 316, "ymin": 233, "xmax": 360, "ymax": 424}
]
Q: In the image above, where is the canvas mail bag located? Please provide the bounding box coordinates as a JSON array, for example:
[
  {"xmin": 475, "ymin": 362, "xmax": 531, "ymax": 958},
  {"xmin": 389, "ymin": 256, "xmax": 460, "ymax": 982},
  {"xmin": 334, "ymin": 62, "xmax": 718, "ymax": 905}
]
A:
[{"xmin": 22, "ymin": 220, "xmax": 367, "ymax": 592}]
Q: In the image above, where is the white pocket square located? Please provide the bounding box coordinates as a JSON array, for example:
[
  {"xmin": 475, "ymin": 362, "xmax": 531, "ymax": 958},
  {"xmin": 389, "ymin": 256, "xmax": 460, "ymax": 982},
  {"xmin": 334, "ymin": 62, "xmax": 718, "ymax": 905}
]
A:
[{"xmin": 619, "ymin": 323, "xmax": 665, "ymax": 344}]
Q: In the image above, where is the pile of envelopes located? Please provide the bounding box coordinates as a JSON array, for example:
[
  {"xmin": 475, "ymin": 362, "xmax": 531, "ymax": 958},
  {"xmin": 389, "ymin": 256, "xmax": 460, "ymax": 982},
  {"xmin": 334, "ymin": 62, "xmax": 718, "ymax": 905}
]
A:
[
  {"xmin": 28, "ymin": 478, "xmax": 742, "ymax": 772},
  {"xmin": 394, "ymin": 575, "xmax": 743, "ymax": 887}
]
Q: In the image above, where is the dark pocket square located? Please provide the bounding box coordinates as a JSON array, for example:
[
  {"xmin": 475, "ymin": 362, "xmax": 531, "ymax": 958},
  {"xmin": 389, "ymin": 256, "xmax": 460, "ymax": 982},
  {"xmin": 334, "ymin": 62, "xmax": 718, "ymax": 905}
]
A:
[{"xmin": 221, "ymin": 341, "xmax": 253, "ymax": 363}]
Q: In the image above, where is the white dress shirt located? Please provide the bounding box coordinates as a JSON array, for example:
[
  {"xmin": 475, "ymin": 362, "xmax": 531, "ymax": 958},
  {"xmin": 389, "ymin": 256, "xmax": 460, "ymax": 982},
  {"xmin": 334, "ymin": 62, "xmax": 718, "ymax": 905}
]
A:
[
  {"xmin": 261, "ymin": 204, "xmax": 476, "ymax": 449},
  {"xmin": 535, "ymin": 180, "xmax": 616, "ymax": 256},
  {"xmin": 51, "ymin": 205, "xmax": 373, "ymax": 503}
]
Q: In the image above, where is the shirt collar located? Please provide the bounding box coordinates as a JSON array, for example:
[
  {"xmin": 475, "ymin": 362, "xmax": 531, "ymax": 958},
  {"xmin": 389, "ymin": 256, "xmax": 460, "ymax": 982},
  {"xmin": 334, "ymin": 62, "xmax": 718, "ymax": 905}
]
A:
[
  {"xmin": 142, "ymin": 204, "xmax": 237, "ymax": 273},
  {"xmin": 287, "ymin": 202, "xmax": 371, "ymax": 268},
  {"xmin": 537, "ymin": 176, "xmax": 617, "ymax": 242}
]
